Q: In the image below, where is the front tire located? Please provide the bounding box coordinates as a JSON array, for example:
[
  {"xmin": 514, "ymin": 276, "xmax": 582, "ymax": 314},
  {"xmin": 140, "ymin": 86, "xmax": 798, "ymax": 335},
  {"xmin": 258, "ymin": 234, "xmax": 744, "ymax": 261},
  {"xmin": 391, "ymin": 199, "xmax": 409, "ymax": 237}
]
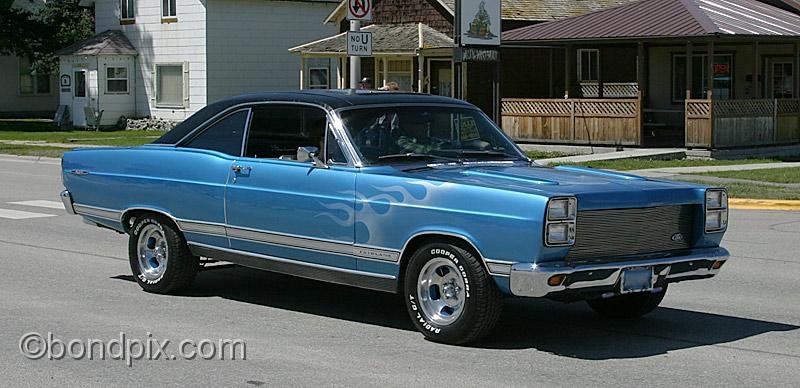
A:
[
  {"xmin": 404, "ymin": 243, "xmax": 502, "ymax": 344},
  {"xmin": 586, "ymin": 286, "xmax": 668, "ymax": 318},
  {"xmin": 128, "ymin": 214, "xmax": 199, "ymax": 294}
]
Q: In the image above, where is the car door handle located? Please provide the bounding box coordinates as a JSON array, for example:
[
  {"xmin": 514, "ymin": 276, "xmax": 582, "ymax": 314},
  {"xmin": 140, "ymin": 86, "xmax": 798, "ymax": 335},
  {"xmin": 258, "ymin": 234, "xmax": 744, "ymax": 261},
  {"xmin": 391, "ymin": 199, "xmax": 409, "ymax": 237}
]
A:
[{"xmin": 231, "ymin": 165, "xmax": 251, "ymax": 174}]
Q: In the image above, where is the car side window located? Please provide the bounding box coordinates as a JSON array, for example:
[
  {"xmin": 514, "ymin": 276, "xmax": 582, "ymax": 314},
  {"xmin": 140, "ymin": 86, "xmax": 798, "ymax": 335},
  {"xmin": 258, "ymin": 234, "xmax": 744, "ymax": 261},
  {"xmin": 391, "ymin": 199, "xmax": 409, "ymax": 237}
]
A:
[
  {"xmin": 245, "ymin": 105, "xmax": 338, "ymax": 161},
  {"xmin": 183, "ymin": 109, "xmax": 248, "ymax": 156}
]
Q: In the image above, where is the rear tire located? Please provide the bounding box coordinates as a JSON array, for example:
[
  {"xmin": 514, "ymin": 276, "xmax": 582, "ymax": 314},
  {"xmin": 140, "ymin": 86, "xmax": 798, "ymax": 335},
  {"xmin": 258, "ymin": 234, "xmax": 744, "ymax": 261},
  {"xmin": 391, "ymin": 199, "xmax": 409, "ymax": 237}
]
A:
[
  {"xmin": 403, "ymin": 242, "xmax": 502, "ymax": 344},
  {"xmin": 586, "ymin": 286, "xmax": 668, "ymax": 318},
  {"xmin": 128, "ymin": 214, "xmax": 198, "ymax": 294}
]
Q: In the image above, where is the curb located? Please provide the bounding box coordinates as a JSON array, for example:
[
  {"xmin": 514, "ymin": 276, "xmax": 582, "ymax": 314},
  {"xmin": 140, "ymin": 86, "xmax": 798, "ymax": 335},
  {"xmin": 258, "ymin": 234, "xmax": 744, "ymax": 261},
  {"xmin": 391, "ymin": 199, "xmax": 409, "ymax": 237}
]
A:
[{"xmin": 729, "ymin": 198, "xmax": 800, "ymax": 211}]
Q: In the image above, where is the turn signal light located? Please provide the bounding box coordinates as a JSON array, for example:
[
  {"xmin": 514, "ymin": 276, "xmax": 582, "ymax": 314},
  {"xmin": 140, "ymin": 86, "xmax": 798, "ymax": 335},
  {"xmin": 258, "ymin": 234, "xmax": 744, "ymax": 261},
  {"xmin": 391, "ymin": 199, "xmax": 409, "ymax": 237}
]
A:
[
  {"xmin": 548, "ymin": 274, "xmax": 566, "ymax": 286},
  {"xmin": 712, "ymin": 260, "xmax": 726, "ymax": 269}
]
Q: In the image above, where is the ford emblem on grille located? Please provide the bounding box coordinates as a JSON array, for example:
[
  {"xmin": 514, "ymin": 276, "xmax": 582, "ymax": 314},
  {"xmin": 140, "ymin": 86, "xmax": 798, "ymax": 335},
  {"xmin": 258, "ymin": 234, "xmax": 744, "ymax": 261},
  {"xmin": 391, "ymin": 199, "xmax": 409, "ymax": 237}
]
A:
[{"xmin": 671, "ymin": 233, "xmax": 684, "ymax": 242}]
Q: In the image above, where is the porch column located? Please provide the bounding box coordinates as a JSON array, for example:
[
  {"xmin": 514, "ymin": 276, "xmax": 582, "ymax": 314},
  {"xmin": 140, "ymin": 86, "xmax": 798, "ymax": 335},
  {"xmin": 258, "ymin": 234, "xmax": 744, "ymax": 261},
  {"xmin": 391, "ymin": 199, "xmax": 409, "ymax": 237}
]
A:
[
  {"xmin": 382, "ymin": 56, "xmax": 389, "ymax": 88},
  {"xmin": 598, "ymin": 47, "xmax": 604, "ymax": 98},
  {"xmin": 336, "ymin": 57, "xmax": 342, "ymax": 89},
  {"xmin": 637, "ymin": 42, "xmax": 647, "ymax": 97},
  {"xmin": 564, "ymin": 45, "xmax": 573, "ymax": 98},
  {"xmin": 707, "ymin": 40, "xmax": 715, "ymax": 99},
  {"xmin": 299, "ymin": 56, "xmax": 305, "ymax": 90},
  {"xmin": 753, "ymin": 41, "xmax": 761, "ymax": 98},
  {"xmin": 685, "ymin": 41, "xmax": 693, "ymax": 99},
  {"xmin": 548, "ymin": 48, "xmax": 555, "ymax": 98},
  {"xmin": 795, "ymin": 42, "xmax": 799, "ymax": 98},
  {"xmin": 418, "ymin": 54, "xmax": 424, "ymax": 92}
]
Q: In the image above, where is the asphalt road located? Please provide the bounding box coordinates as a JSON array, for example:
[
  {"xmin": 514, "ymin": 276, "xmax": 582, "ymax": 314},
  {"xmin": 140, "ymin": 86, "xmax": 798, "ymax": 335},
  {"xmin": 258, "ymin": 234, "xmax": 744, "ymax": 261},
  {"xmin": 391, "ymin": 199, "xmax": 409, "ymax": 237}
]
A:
[{"xmin": 0, "ymin": 155, "xmax": 798, "ymax": 387}]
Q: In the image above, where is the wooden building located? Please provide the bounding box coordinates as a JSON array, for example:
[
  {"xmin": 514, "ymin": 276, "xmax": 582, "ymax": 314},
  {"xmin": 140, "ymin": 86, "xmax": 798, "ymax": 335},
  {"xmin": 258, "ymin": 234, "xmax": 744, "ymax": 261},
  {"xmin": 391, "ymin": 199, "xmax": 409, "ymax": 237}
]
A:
[{"xmin": 502, "ymin": 0, "xmax": 800, "ymax": 148}]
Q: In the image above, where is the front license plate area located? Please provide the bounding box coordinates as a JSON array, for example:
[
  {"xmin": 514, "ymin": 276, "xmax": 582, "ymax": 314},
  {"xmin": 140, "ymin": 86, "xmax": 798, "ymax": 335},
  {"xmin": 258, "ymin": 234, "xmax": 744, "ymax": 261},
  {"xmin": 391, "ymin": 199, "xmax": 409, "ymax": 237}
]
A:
[{"xmin": 620, "ymin": 266, "xmax": 654, "ymax": 294}]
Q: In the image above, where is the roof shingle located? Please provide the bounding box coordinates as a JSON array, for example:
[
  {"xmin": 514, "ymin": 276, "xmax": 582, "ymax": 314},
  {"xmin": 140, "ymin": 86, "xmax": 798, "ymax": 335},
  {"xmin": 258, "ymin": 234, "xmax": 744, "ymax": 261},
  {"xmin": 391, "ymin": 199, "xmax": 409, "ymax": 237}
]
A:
[
  {"xmin": 289, "ymin": 23, "xmax": 453, "ymax": 55},
  {"xmin": 55, "ymin": 30, "xmax": 137, "ymax": 56}
]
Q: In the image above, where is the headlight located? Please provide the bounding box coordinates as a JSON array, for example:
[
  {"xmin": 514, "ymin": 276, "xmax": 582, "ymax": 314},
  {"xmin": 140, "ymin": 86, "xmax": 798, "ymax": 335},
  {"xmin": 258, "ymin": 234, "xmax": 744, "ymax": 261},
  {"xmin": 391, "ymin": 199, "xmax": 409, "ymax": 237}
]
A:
[
  {"xmin": 545, "ymin": 197, "xmax": 577, "ymax": 246},
  {"xmin": 705, "ymin": 189, "xmax": 728, "ymax": 233}
]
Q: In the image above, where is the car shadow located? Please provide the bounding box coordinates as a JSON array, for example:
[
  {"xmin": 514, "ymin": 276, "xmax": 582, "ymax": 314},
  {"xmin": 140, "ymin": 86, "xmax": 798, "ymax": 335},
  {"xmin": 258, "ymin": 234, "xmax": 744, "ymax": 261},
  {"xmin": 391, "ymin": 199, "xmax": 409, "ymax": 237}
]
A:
[{"xmin": 112, "ymin": 265, "xmax": 798, "ymax": 360}]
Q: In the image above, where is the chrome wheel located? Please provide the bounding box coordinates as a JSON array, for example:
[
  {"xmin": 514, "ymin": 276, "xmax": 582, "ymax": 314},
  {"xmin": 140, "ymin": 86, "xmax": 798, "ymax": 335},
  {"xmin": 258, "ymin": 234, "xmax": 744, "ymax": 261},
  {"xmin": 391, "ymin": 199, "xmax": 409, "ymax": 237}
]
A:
[
  {"xmin": 136, "ymin": 224, "xmax": 169, "ymax": 281},
  {"xmin": 417, "ymin": 257, "xmax": 467, "ymax": 326}
]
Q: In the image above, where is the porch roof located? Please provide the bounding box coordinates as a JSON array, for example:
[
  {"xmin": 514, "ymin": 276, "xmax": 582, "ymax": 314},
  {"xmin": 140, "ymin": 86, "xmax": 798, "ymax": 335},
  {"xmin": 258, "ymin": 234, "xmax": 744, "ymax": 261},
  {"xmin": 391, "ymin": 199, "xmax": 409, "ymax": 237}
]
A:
[
  {"xmin": 289, "ymin": 23, "xmax": 453, "ymax": 56},
  {"xmin": 55, "ymin": 30, "xmax": 137, "ymax": 56},
  {"xmin": 503, "ymin": 0, "xmax": 800, "ymax": 43}
]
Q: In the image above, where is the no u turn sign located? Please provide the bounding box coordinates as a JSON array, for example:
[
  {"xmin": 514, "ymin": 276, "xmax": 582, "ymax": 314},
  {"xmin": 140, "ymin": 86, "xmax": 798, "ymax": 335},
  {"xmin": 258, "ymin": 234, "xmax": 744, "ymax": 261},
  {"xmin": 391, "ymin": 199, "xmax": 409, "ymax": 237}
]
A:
[{"xmin": 347, "ymin": 0, "xmax": 373, "ymax": 21}]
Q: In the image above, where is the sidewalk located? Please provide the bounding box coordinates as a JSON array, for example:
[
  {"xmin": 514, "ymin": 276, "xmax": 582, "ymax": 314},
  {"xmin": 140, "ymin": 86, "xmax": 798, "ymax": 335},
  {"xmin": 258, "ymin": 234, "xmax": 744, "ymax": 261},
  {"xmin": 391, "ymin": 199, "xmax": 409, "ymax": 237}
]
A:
[
  {"xmin": 0, "ymin": 140, "xmax": 104, "ymax": 149},
  {"xmin": 535, "ymin": 148, "xmax": 686, "ymax": 165}
]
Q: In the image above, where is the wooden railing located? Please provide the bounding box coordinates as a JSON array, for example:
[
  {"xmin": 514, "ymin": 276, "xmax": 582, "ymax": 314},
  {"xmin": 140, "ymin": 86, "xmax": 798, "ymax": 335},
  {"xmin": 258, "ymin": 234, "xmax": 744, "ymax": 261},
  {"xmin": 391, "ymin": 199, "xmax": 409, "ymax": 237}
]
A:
[
  {"xmin": 579, "ymin": 82, "xmax": 640, "ymax": 98},
  {"xmin": 685, "ymin": 98, "xmax": 800, "ymax": 148},
  {"xmin": 502, "ymin": 95, "xmax": 642, "ymax": 145}
]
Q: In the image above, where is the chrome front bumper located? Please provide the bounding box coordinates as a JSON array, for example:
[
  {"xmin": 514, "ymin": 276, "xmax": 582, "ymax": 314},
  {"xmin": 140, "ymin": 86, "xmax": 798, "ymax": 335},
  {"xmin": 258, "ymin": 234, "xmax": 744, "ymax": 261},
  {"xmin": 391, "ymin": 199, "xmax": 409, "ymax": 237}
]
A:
[
  {"xmin": 60, "ymin": 190, "xmax": 76, "ymax": 215},
  {"xmin": 509, "ymin": 247, "xmax": 730, "ymax": 298}
]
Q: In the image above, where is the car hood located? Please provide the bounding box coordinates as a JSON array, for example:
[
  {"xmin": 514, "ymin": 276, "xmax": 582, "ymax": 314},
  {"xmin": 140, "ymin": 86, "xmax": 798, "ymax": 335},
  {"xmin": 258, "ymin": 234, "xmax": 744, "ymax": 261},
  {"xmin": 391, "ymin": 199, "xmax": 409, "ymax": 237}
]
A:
[{"xmin": 383, "ymin": 164, "xmax": 706, "ymax": 210}]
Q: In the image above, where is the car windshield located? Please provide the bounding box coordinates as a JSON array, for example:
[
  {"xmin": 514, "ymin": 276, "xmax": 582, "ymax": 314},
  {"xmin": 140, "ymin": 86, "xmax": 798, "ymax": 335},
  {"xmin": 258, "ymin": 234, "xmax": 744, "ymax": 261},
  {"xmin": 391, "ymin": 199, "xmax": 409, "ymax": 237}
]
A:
[{"xmin": 339, "ymin": 106, "xmax": 527, "ymax": 165}]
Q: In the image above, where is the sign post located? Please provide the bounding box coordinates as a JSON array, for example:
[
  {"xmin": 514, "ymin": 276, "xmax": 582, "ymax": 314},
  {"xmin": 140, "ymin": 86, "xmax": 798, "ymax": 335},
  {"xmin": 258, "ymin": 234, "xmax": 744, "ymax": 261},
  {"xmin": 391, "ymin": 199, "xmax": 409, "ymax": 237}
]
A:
[
  {"xmin": 347, "ymin": 0, "xmax": 373, "ymax": 89},
  {"xmin": 454, "ymin": 0, "xmax": 501, "ymax": 122}
]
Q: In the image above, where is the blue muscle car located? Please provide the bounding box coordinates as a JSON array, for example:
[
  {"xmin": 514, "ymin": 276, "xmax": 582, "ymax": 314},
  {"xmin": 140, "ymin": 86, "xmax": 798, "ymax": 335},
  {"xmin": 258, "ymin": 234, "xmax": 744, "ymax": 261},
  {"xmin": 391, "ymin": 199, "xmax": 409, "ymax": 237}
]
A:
[{"xmin": 60, "ymin": 90, "xmax": 729, "ymax": 344}]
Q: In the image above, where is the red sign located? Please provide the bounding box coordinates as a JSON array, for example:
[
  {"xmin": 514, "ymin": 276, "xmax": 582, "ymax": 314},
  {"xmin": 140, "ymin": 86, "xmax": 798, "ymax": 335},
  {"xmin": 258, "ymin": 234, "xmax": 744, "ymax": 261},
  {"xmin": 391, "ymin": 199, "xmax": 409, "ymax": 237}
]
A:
[
  {"xmin": 714, "ymin": 63, "xmax": 730, "ymax": 76},
  {"xmin": 347, "ymin": 0, "xmax": 372, "ymax": 21}
]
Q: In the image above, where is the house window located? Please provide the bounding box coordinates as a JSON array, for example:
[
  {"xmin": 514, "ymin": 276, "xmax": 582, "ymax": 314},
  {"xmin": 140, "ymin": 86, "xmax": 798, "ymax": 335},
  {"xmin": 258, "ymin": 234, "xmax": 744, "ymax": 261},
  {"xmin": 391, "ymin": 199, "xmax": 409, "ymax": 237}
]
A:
[
  {"xmin": 106, "ymin": 66, "xmax": 129, "ymax": 93},
  {"xmin": 120, "ymin": 0, "xmax": 134, "ymax": 20},
  {"xmin": 578, "ymin": 49, "xmax": 599, "ymax": 82},
  {"xmin": 308, "ymin": 68, "xmax": 329, "ymax": 89},
  {"xmin": 672, "ymin": 54, "xmax": 733, "ymax": 101},
  {"xmin": 770, "ymin": 61, "xmax": 794, "ymax": 99},
  {"xmin": 155, "ymin": 64, "xmax": 185, "ymax": 107},
  {"xmin": 376, "ymin": 59, "xmax": 413, "ymax": 91},
  {"xmin": 18, "ymin": 57, "xmax": 50, "ymax": 95},
  {"xmin": 162, "ymin": 0, "xmax": 176, "ymax": 18}
]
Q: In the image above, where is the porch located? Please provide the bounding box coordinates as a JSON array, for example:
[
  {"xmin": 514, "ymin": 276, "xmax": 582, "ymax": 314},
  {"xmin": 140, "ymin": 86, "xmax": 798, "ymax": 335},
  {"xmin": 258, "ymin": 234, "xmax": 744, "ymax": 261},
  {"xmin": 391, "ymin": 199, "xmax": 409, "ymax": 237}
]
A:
[{"xmin": 501, "ymin": 0, "xmax": 800, "ymax": 149}]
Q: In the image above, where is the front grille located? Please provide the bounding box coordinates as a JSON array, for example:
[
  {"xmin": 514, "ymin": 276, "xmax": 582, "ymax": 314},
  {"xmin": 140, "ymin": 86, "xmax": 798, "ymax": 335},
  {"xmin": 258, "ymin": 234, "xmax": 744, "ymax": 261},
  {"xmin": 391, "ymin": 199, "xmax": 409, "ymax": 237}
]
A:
[{"xmin": 566, "ymin": 205, "xmax": 696, "ymax": 262}]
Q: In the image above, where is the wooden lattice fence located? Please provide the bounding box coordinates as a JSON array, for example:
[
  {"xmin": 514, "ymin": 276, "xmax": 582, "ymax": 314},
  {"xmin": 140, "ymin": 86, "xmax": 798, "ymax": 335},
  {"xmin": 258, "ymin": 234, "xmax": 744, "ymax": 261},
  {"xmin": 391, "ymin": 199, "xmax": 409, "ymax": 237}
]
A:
[
  {"xmin": 685, "ymin": 98, "xmax": 800, "ymax": 148},
  {"xmin": 502, "ymin": 96, "xmax": 642, "ymax": 145}
]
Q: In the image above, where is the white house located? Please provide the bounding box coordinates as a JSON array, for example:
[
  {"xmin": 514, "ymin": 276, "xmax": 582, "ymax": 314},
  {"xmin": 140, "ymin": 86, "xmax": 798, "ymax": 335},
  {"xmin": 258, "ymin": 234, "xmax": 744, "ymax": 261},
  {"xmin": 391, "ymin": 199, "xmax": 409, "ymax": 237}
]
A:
[{"xmin": 58, "ymin": 0, "xmax": 339, "ymax": 127}]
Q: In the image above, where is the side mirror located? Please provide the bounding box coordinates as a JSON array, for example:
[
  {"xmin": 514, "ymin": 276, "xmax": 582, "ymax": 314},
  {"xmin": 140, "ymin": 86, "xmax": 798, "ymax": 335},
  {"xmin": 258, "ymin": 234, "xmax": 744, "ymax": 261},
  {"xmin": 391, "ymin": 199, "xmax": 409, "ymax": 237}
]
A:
[{"xmin": 296, "ymin": 146, "xmax": 329, "ymax": 169}]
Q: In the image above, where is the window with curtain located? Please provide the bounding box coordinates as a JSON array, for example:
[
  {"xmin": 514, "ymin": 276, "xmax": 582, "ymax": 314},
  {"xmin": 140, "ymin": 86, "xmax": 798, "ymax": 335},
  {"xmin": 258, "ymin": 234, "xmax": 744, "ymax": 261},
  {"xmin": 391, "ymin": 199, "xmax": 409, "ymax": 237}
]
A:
[
  {"xmin": 106, "ymin": 66, "xmax": 129, "ymax": 93},
  {"xmin": 121, "ymin": 0, "xmax": 134, "ymax": 19},
  {"xmin": 771, "ymin": 61, "xmax": 794, "ymax": 99},
  {"xmin": 162, "ymin": 0, "xmax": 176, "ymax": 17},
  {"xmin": 376, "ymin": 59, "xmax": 413, "ymax": 91},
  {"xmin": 156, "ymin": 64, "xmax": 184, "ymax": 107},
  {"xmin": 18, "ymin": 57, "xmax": 50, "ymax": 95}
]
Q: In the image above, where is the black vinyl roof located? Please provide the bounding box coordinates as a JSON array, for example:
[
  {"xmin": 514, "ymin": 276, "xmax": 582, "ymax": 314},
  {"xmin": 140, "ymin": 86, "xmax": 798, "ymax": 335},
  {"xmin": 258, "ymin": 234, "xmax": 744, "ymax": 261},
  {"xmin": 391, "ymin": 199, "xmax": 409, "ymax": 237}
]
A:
[{"xmin": 153, "ymin": 90, "xmax": 472, "ymax": 145}]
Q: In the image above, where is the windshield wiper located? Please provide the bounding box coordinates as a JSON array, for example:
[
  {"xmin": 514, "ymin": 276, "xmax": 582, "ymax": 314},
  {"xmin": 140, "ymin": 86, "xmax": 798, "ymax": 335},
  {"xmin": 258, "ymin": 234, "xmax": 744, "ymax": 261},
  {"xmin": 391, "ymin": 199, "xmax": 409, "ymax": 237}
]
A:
[{"xmin": 377, "ymin": 153, "xmax": 462, "ymax": 163}]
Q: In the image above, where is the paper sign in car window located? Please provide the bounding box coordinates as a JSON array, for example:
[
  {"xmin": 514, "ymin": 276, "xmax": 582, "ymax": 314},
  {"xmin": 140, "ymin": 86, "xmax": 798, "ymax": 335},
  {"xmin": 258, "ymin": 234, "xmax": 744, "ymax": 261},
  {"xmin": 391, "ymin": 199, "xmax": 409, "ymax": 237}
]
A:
[{"xmin": 458, "ymin": 116, "xmax": 480, "ymax": 141}]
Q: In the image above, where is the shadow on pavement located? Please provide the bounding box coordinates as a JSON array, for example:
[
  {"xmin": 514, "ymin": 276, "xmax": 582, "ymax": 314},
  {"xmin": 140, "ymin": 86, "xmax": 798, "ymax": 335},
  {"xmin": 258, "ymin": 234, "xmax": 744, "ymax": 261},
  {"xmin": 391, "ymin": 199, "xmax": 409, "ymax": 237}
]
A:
[{"xmin": 112, "ymin": 265, "xmax": 799, "ymax": 360}]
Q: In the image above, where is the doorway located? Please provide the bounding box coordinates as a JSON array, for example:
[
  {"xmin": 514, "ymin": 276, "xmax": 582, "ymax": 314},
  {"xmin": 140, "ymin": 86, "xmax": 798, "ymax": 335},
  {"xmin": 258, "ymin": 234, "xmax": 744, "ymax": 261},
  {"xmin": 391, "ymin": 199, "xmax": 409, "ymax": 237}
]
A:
[
  {"xmin": 72, "ymin": 68, "xmax": 88, "ymax": 127},
  {"xmin": 427, "ymin": 59, "xmax": 453, "ymax": 97}
]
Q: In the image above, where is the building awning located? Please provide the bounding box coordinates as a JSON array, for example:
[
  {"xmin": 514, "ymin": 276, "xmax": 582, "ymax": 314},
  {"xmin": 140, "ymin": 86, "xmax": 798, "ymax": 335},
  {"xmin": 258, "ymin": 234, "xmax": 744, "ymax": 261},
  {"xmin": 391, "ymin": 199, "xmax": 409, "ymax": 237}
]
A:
[
  {"xmin": 55, "ymin": 30, "xmax": 137, "ymax": 56},
  {"xmin": 289, "ymin": 23, "xmax": 453, "ymax": 56},
  {"xmin": 503, "ymin": 0, "xmax": 800, "ymax": 42}
]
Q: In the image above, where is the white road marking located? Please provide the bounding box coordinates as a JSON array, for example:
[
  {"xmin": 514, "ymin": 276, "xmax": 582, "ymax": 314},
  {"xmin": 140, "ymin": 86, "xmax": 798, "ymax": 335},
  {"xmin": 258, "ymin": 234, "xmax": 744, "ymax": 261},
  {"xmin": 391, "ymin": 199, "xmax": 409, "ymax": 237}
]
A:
[
  {"xmin": 0, "ymin": 209, "xmax": 57, "ymax": 220},
  {"xmin": 8, "ymin": 200, "xmax": 65, "ymax": 209}
]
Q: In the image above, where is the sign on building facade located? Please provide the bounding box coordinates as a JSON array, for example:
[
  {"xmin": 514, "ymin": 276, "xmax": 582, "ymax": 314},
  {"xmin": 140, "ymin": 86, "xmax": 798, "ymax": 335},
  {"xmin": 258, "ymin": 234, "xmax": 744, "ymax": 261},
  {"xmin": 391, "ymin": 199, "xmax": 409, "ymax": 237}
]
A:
[{"xmin": 460, "ymin": 0, "xmax": 501, "ymax": 46}]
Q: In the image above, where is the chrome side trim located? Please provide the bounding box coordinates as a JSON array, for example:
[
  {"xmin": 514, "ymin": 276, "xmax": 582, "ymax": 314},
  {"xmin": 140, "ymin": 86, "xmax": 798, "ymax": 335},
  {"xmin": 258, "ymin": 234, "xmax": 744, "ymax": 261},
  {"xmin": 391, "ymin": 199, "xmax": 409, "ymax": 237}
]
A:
[
  {"xmin": 178, "ymin": 220, "xmax": 227, "ymax": 236},
  {"xmin": 60, "ymin": 190, "xmax": 76, "ymax": 215},
  {"xmin": 188, "ymin": 242, "xmax": 397, "ymax": 293},
  {"xmin": 226, "ymin": 225, "xmax": 400, "ymax": 263},
  {"xmin": 509, "ymin": 247, "xmax": 730, "ymax": 298},
  {"xmin": 73, "ymin": 204, "xmax": 122, "ymax": 221}
]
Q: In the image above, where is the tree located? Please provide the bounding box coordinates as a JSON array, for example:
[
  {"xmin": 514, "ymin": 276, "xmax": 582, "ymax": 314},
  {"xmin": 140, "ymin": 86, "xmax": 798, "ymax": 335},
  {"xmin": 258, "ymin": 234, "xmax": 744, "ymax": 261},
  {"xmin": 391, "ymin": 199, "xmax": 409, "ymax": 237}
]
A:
[{"xmin": 0, "ymin": 0, "xmax": 94, "ymax": 74}]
